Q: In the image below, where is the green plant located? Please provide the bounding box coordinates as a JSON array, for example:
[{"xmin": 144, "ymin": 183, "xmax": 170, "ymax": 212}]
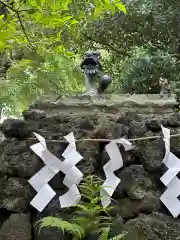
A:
[
  {"xmin": 100, "ymin": 227, "xmax": 126, "ymax": 240},
  {"xmin": 0, "ymin": 0, "xmax": 126, "ymax": 116},
  {"xmin": 36, "ymin": 175, "xmax": 126, "ymax": 240},
  {"xmin": 79, "ymin": 0, "xmax": 180, "ymax": 97},
  {"xmin": 2, "ymin": 52, "xmax": 84, "ymax": 116}
]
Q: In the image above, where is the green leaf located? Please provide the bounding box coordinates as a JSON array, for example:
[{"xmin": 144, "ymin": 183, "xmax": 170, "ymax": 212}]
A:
[
  {"xmin": 57, "ymin": 32, "xmax": 61, "ymax": 40},
  {"xmin": 65, "ymin": 51, "xmax": 75, "ymax": 56},
  {"xmin": 0, "ymin": 39, "xmax": 5, "ymax": 49},
  {"xmin": 115, "ymin": 3, "xmax": 127, "ymax": 13},
  {"xmin": 94, "ymin": 6, "xmax": 103, "ymax": 18},
  {"xmin": 0, "ymin": 15, "xmax": 5, "ymax": 20},
  {"xmin": 35, "ymin": 0, "xmax": 42, "ymax": 5},
  {"xmin": 70, "ymin": 19, "xmax": 79, "ymax": 25}
]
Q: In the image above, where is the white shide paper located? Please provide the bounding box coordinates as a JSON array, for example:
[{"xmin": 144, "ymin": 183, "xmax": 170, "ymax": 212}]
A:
[
  {"xmin": 160, "ymin": 126, "xmax": 180, "ymax": 218},
  {"xmin": 100, "ymin": 138, "xmax": 133, "ymax": 207},
  {"xmin": 28, "ymin": 132, "xmax": 83, "ymax": 212},
  {"xmin": 59, "ymin": 132, "xmax": 83, "ymax": 208}
]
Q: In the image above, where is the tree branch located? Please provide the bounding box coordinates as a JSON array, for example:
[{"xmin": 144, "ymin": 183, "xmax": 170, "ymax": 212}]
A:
[
  {"xmin": 0, "ymin": 1, "xmax": 35, "ymax": 51},
  {"xmin": 16, "ymin": 13, "xmax": 35, "ymax": 51},
  {"xmin": 0, "ymin": 1, "xmax": 17, "ymax": 13},
  {"xmin": 85, "ymin": 34, "xmax": 131, "ymax": 56}
]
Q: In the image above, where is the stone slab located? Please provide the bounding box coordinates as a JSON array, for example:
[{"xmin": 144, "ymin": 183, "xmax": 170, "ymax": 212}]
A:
[{"xmin": 30, "ymin": 94, "xmax": 177, "ymax": 115}]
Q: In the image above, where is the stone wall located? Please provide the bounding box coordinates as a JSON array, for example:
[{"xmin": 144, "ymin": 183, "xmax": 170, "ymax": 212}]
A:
[{"xmin": 1, "ymin": 95, "xmax": 180, "ymax": 240}]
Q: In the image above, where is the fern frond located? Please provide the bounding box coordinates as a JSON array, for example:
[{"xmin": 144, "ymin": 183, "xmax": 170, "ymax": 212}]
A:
[
  {"xmin": 96, "ymin": 216, "xmax": 112, "ymax": 221},
  {"xmin": 79, "ymin": 184, "xmax": 94, "ymax": 194},
  {"xmin": 101, "ymin": 206, "xmax": 115, "ymax": 217},
  {"xmin": 110, "ymin": 233, "xmax": 126, "ymax": 240},
  {"xmin": 99, "ymin": 227, "xmax": 110, "ymax": 240},
  {"xmin": 36, "ymin": 217, "xmax": 85, "ymax": 239},
  {"xmin": 90, "ymin": 205, "xmax": 102, "ymax": 213},
  {"xmin": 90, "ymin": 196, "xmax": 102, "ymax": 205},
  {"xmin": 82, "ymin": 175, "xmax": 103, "ymax": 185},
  {"xmin": 76, "ymin": 204, "xmax": 92, "ymax": 213},
  {"xmin": 98, "ymin": 222, "xmax": 112, "ymax": 228},
  {"xmin": 79, "ymin": 175, "xmax": 103, "ymax": 195},
  {"xmin": 73, "ymin": 216, "xmax": 89, "ymax": 225},
  {"xmin": 80, "ymin": 193, "xmax": 93, "ymax": 200},
  {"xmin": 99, "ymin": 229, "xmax": 127, "ymax": 240},
  {"xmin": 34, "ymin": 175, "xmax": 121, "ymax": 240}
]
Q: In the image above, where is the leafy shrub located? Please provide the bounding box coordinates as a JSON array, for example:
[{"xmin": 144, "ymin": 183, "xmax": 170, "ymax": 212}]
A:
[
  {"xmin": 102, "ymin": 47, "xmax": 179, "ymax": 95},
  {"xmin": 36, "ymin": 175, "xmax": 126, "ymax": 240}
]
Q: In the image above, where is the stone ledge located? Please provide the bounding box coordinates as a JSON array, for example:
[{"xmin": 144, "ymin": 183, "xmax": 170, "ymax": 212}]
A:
[{"xmin": 30, "ymin": 94, "xmax": 177, "ymax": 115}]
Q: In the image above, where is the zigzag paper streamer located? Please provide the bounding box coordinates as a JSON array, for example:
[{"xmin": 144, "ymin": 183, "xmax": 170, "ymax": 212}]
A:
[
  {"xmin": 28, "ymin": 132, "xmax": 83, "ymax": 212},
  {"xmin": 59, "ymin": 132, "xmax": 83, "ymax": 208},
  {"xmin": 160, "ymin": 126, "xmax": 180, "ymax": 218},
  {"xmin": 100, "ymin": 138, "xmax": 133, "ymax": 207},
  {"xmin": 28, "ymin": 133, "xmax": 58, "ymax": 212}
]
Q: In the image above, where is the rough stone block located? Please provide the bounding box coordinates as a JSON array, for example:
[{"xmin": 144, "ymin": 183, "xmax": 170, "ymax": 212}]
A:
[
  {"xmin": 120, "ymin": 165, "xmax": 152, "ymax": 199},
  {"xmin": 0, "ymin": 177, "xmax": 32, "ymax": 212},
  {"xmin": 0, "ymin": 213, "xmax": 32, "ymax": 240}
]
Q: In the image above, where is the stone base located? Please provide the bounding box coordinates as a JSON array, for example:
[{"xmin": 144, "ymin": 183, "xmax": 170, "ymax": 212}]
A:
[{"xmin": 30, "ymin": 94, "xmax": 177, "ymax": 116}]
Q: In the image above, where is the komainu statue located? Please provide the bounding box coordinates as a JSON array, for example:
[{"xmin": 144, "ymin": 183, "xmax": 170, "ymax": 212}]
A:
[{"xmin": 80, "ymin": 51, "xmax": 112, "ymax": 96}]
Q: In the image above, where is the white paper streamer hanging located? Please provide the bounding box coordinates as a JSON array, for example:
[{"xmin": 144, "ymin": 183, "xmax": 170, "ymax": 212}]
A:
[
  {"xmin": 100, "ymin": 138, "xmax": 133, "ymax": 207},
  {"xmin": 59, "ymin": 132, "xmax": 83, "ymax": 208},
  {"xmin": 28, "ymin": 133, "xmax": 58, "ymax": 212},
  {"xmin": 160, "ymin": 126, "xmax": 180, "ymax": 218},
  {"xmin": 28, "ymin": 132, "xmax": 83, "ymax": 212}
]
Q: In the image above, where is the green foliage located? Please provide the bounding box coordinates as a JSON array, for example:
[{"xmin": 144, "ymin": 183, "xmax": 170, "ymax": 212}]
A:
[
  {"xmin": 80, "ymin": 0, "xmax": 180, "ymax": 95},
  {"xmin": 37, "ymin": 217, "xmax": 85, "ymax": 239},
  {"xmin": 0, "ymin": 0, "xmax": 126, "ymax": 52},
  {"xmin": 2, "ymin": 0, "xmax": 180, "ymax": 116},
  {"xmin": 100, "ymin": 227, "xmax": 126, "ymax": 240},
  {"xmin": 82, "ymin": 0, "xmax": 180, "ymax": 54},
  {"xmin": 0, "ymin": 50, "xmax": 84, "ymax": 115},
  {"xmin": 0, "ymin": 0, "xmax": 126, "ymax": 116},
  {"xmin": 112, "ymin": 48, "xmax": 179, "ymax": 94},
  {"xmin": 37, "ymin": 175, "xmax": 126, "ymax": 240}
]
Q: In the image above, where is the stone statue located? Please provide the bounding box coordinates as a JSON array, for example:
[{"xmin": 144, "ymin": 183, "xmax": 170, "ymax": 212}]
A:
[
  {"xmin": 159, "ymin": 77, "xmax": 171, "ymax": 98},
  {"xmin": 80, "ymin": 51, "xmax": 112, "ymax": 96}
]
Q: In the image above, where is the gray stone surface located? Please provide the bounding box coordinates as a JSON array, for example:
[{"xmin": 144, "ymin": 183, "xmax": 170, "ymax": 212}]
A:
[
  {"xmin": 1, "ymin": 119, "xmax": 35, "ymax": 139},
  {"xmin": 0, "ymin": 177, "xmax": 32, "ymax": 212},
  {"xmin": 30, "ymin": 94, "xmax": 177, "ymax": 115},
  {"xmin": 124, "ymin": 212, "xmax": 180, "ymax": 240},
  {"xmin": 129, "ymin": 121, "xmax": 147, "ymax": 137},
  {"xmin": 23, "ymin": 109, "xmax": 46, "ymax": 120},
  {"xmin": 0, "ymin": 213, "xmax": 32, "ymax": 240},
  {"xmin": 134, "ymin": 140, "xmax": 165, "ymax": 172},
  {"xmin": 118, "ymin": 190, "xmax": 161, "ymax": 219},
  {"xmin": 120, "ymin": 165, "xmax": 152, "ymax": 199},
  {"xmin": 0, "ymin": 139, "xmax": 41, "ymax": 177}
]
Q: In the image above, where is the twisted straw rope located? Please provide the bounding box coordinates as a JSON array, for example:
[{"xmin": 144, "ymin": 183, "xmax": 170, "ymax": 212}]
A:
[{"xmin": 29, "ymin": 133, "xmax": 180, "ymax": 143}]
